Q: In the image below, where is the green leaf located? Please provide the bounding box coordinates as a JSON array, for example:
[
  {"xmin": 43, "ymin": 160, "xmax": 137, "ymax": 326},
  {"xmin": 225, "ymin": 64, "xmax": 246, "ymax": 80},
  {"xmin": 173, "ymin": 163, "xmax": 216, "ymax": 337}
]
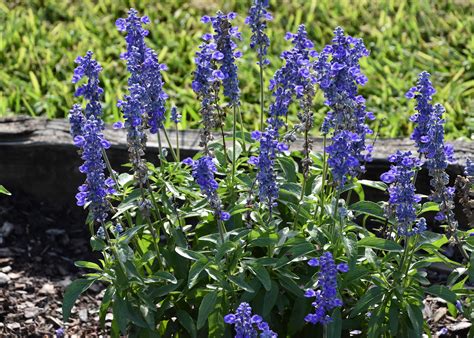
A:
[
  {"xmin": 63, "ymin": 278, "xmax": 95, "ymax": 321},
  {"xmin": 358, "ymin": 237, "xmax": 403, "ymax": 252},
  {"xmin": 263, "ymin": 281, "xmax": 279, "ymax": 316},
  {"xmin": 118, "ymin": 224, "xmax": 146, "ymax": 244},
  {"xmin": 277, "ymin": 274, "xmax": 304, "ymax": 298},
  {"xmin": 229, "ymin": 275, "xmax": 255, "ymax": 293},
  {"xmin": 117, "ymin": 173, "xmax": 134, "ymax": 187},
  {"xmin": 113, "ymin": 295, "xmax": 129, "ymax": 334},
  {"xmin": 177, "ymin": 309, "xmax": 197, "ymax": 338},
  {"xmin": 197, "ymin": 291, "xmax": 218, "ymax": 329},
  {"xmin": 0, "ymin": 185, "xmax": 11, "ymax": 195},
  {"xmin": 407, "ymin": 303, "xmax": 423, "ymax": 336},
  {"xmin": 469, "ymin": 253, "xmax": 474, "ymax": 284},
  {"xmin": 148, "ymin": 271, "xmax": 178, "ymax": 284},
  {"xmin": 276, "ymin": 157, "xmax": 298, "ymax": 183},
  {"xmin": 188, "ymin": 259, "xmax": 208, "ymax": 289},
  {"xmin": 350, "ymin": 286, "xmax": 383, "ymax": 317},
  {"xmin": 349, "ymin": 201, "xmax": 385, "ymax": 219},
  {"xmin": 426, "ymin": 285, "xmax": 457, "ymax": 304},
  {"xmin": 358, "ymin": 179, "xmax": 388, "ymax": 191},
  {"xmin": 253, "ymin": 265, "xmax": 271, "ymax": 291},
  {"xmin": 90, "ymin": 237, "xmax": 106, "ymax": 251},
  {"xmin": 326, "ymin": 308, "xmax": 342, "ymax": 337},
  {"xmin": 418, "ymin": 201, "xmax": 440, "ymax": 215},
  {"xmin": 99, "ymin": 285, "xmax": 115, "ymax": 328},
  {"xmin": 74, "ymin": 260, "xmax": 102, "ymax": 271},
  {"xmin": 227, "ymin": 140, "xmax": 243, "ymax": 162},
  {"xmin": 389, "ymin": 301, "xmax": 399, "ymax": 335},
  {"xmin": 175, "ymin": 246, "xmax": 207, "ymax": 261}
]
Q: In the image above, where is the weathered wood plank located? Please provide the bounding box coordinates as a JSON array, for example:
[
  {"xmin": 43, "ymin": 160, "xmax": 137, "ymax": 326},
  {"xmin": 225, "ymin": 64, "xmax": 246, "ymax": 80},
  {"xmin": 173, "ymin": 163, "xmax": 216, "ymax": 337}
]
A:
[
  {"xmin": 1, "ymin": 116, "xmax": 472, "ymax": 165},
  {"xmin": 0, "ymin": 116, "xmax": 472, "ymax": 226}
]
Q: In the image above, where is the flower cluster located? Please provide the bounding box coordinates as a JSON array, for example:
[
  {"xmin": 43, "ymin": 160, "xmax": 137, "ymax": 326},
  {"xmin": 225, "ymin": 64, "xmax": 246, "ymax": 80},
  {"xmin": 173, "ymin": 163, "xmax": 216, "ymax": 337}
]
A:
[
  {"xmin": 380, "ymin": 151, "xmax": 425, "ymax": 236},
  {"xmin": 305, "ymin": 252, "xmax": 348, "ymax": 325},
  {"xmin": 72, "ymin": 51, "xmax": 105, "ymax": 125},
  {"xmin": 249, "ymin": 129, "xmax": 288, "ymax": 211},
  {"xmin": 315, "ymin": 27, "xmax": 373, "ymax": 187},
  {"xmin": 267, "ymin": 24, "xmax": 316, "ymax": 130},
  {"xmin": 406, "ymin": 71, "xmax": 437, "ymax": 154},
  {"xmin": 170, "ymin": 106, "xmax": 181, "ymax": 124},
  {"xmin": 407, "ymin": 72, "xmax": 456, "ymax": 225},
  {"xmin": 245, "ymin": 0, "xmax": 272, "ymax": 66},
  {"xmin": 183, "ymin": 156, "xmax": 229, "ymax": 221},
  {"xmin": 70, "ymin": 52, "xmax": 114, "ymax": 223},
  {"xmin": 202, "ymin": 12, "xmax": 242, "ymax": 106},
  {"xmin": 117, "ymin": 86, "xmax": 148, "ymax": 185},
  {"xmin": 116, "ymin": 8, "xmax": 169, "ymax": 134},
  {"xmin": 192, "ymin": 38, "xmax": 222, "ymax": 148},
  {"xmin": 224, "ymin": 302, "xmax": 277, "ymax": 338}
]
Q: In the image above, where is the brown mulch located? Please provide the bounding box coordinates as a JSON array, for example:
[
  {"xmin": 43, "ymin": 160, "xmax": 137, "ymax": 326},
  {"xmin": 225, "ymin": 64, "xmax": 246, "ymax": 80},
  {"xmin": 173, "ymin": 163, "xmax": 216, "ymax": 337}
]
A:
[{"xmin": 0, "ymin": 195, "xmax": 105, "ymax": 337}]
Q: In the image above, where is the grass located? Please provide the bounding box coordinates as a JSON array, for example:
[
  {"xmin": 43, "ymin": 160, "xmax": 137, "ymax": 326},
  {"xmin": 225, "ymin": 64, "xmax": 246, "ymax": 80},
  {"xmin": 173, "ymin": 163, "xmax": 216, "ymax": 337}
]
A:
[{"xmin": 0, "ymin": 0, "xmax": 472, "ymax": 139}]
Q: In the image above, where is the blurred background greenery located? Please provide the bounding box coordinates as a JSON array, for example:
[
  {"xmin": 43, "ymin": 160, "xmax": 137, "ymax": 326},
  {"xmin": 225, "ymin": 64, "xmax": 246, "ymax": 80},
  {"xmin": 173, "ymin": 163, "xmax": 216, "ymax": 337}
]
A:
[{"xmin": 0, "ymin": 0, "xmax": 472, "ymax": 138}]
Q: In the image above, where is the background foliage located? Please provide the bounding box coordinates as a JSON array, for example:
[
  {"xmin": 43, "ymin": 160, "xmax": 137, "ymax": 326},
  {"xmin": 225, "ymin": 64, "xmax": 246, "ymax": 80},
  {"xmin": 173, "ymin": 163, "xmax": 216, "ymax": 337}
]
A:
[{"xmin": 1, "ymin": 0, "xmax": 472, "ymax": 138}]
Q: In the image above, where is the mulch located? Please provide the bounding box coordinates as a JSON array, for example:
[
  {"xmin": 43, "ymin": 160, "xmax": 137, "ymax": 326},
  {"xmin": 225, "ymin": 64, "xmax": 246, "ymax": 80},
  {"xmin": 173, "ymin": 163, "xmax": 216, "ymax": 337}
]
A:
[{"xmin": 0, "ymin": 195, "xmax": 105, "ymax": 337}]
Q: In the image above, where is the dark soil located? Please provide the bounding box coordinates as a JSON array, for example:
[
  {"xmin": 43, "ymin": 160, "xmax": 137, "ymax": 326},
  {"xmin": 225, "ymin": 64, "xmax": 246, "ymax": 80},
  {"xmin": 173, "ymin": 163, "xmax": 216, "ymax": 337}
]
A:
[
  {"xmin": 0, "ymin": 193, "xmax": 471, "ymax": 337},
  {"xmin": 0, "ymin": 194, "xmax": 106, "ymax": 337}
]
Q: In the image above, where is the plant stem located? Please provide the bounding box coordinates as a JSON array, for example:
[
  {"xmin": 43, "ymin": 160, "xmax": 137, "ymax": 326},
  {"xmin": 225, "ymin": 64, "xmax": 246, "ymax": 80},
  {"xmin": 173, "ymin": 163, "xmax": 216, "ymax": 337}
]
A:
[
  {"xmin": 317, "ymin": 135, "xmax": 328, "ymax": 222},
  {"xmin": 259, "ymin": 54, "xmax": 265, "ymax": 132},
  {"xmin": 238, "ymin": 106, "xmax": 247, "ymax": 153},
  {"xmin": 217, "ymin": 218, "xmax": 227, "ymax": 244},
  {"xmin": 157, "ymin": 132, "xmax": 165, "ymax": 169},
  {"xmin": 232, "ymin": 104, "xmax": 237, "ymax": 185},
  {"xmin": 162, "ymin": 127, "xmax": 178, "ymax": 163},
  {"xmin": 175, "ymin": 123, "xmax": 180, "ymax": 162}
]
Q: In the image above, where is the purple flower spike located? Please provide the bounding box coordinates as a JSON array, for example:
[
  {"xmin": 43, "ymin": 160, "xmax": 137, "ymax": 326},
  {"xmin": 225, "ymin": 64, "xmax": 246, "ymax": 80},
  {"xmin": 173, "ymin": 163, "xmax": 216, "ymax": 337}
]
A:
[
  {"xmin": 225, "ymin": 302, "xmax": 277, "ymax": 337},
  {"xmin": 315, "ymin": 27, "xmax": 373, "ymax": 187},
  {"xmin": 187, "ymin": 156, "xmax": 228, "ymax": 222},
  {"xmin": 245, "ymin": 0, "xmax": 272, "ymax": 66},
  {"xmin": 407, "ymin": 72, "xmax": 458, "ymax": 232},
  {"xmin": 381, "ymin": 151, "xmax": 425, "ymax": 236},
  {"xmin": 305, "ymin": 252, "xmax": 346, "ymax": 325},
  {"xmin": 117, "ymin": 8, "xmax": 168, "ymax": 134}
]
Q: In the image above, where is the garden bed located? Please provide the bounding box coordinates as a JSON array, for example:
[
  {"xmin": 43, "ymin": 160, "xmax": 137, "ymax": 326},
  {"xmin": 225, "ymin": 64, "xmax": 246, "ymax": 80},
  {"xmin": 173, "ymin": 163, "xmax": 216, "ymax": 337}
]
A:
[{"xmin": 0, "ymin": 116, "xmax": 473, "ymax": 336}]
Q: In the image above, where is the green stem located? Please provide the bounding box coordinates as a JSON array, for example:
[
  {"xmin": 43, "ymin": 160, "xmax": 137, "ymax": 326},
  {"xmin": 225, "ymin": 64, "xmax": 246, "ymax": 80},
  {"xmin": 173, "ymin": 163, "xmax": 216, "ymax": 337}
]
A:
[
  {"xmin": 232, "ymin": 104, "xmax": 237, "ymax": 185},
  {"xmin": 162, "ymin": 128, "xmax": 178, "ymax": 163},
  {"xmin": 259, "ymin": 54, "xmax": 265, "ymax": 132},
  {"xmin": 293, "ymin": 176, "xmax": 306, "ymax": 229},
  {"xmin": 175, "ymin": 123, "xmax": 180, "ymax": 162},
  {"xmin": 318, "ymin": 135, "xmax": 328, "ymax": 221},
  {"xmin": 101, "ymin": 148, "xmax": 119, "ymax": 188},
  {"xmin": 238, "ymin": 106, "xmax": 247, "ymax": 153},
  {"xmin": 157, "ymin": 132, "xmax": 165, "ymax": 168},
  {"xmin": 138, "ymin": 182, "xmax": 163, "ymax": 270},
  {"xmin": 217, "ymin": 218, "xmax": 227, "ymax": 244}
]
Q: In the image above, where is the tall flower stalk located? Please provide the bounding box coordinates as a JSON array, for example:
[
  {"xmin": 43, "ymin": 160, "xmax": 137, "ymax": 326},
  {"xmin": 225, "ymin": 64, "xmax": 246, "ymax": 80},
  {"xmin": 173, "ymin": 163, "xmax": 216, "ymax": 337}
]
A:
[
  {"xmin": 305, "ymin": 252, "xmax": 348, "ymax": 325},
  {"xmin": 406, "ymin": 72, "xmax": 468, "ymax": 260},
  {"xmin": 380, "ymin": 151, "xmax": 426, "ymax": 236},
  {"xmin": 70, "ymin": 52, "xmax": 114, "ymax": 226},
  {"xmin": 245, "ymin": 0, "xmax": 272, "ymax": 131},
  {"xmin": 315, "ymin": 27, "xmax": 373, "ymax": 189},
  {"xmin": 116, "ymin": 8, "xmax": 177, "ymax": 162},
  {"xmin": 252, "ymin": 25, "xmax": 315, "ymax": 212},
  {"xmin": 182, "ymin": 156, "xmax": 229, "ymax": 242}
]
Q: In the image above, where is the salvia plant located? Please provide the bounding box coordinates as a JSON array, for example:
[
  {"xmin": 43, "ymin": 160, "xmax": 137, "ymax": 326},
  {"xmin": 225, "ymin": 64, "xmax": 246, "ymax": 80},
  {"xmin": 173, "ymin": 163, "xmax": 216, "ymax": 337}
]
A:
[{"xmin": 63, "ymin": 4, "xmax": 474, "ymax": 338}]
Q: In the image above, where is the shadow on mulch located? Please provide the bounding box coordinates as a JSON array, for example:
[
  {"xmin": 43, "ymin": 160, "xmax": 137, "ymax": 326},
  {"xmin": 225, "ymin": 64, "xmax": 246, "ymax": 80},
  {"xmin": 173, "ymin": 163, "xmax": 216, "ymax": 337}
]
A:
[{"xmin": 0, "ymin": 192, "xmax": 105, "ymax": 336}]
